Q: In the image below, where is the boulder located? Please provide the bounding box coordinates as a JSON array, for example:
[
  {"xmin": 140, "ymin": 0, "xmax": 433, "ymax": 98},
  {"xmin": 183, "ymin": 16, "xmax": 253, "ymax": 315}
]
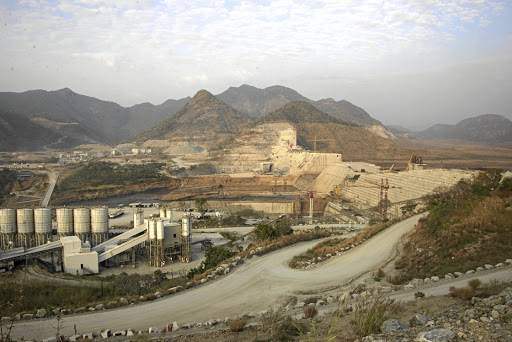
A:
[
  {"xmin": 74, "ymin": 307, "xmax": 86, "ymax": 314},
  {"xmin": 126, "ymin": 329, "xmax": 136, "ymax": 336},
  {"xmin": 149, "ymin": 326, "xmax": 159, "ymax": 333},
  {"xmin": 22, "ymin": 314, "xmax": 34, "ymax": 320},
  {"xmin": 60, "ymin": 309, "xmax": 71, "ymax": 315},
  {"xmin": 476, "ymin": 267, "xmax": 484, "ymax": 272},
  {"xmin": 417, "ymin": 328, "xmax": 455, "ymax": 341},
  {"xmin": 445, "ymin": 273, "xmax": 454, "ymax": 280},
  {"xmin": 410, "ymin": 313, "xmax": 430, "ymax": 327},
  {"xmin": 100, "ymin": 329, "xmax": 111, "ymax": 338},
  {"xmin": 484, "ymin": 264, "xmax": 494, "ymax": 270},
  {"xmin": 36, "ymin": 308, "xmax": 47, "ymax": 318},
  {"xmin": 1, "ymin": 317, "xmax": 11, "ymax": 324},
  {"xmin": 154, "ymin": 292, "xmax": 162, "ymax": 298},
  {"xmin": 112, "ymin": 330, "xmax": 126, "ymax": 336},
  {"xmin": 82, "ymin": 333, "xmax": 95, "ymax": 339},
  {"xmin": 95, "ymin": 303, "xmax": 104, "ymax": 311},
  {"xmin": 119, "ymin": 298, "xmax": 129, "ymax": 305},
  {"xmin": 68, "ymin": 334, "xmax": 82, "ymax": 342},
  {"xmin": 453, "ymin": 272, "xmax": 463, "ymax": 278},
  {"xmin": 176, "ymin": 286, "xmax": 183, "ymax": 292},
  {"xmin": 381, "ymin": 319, "xmax": 408, "ymax": 333},
  {"xmin": 431, "ymin": 276, "xmax": 440, "ymax": 282},
  {"xmin": 466, "ymin": 270, "xmax": 475, "ymax": 275},
  {"xmin": 42, "ymin": 337, "xmax": 58, "ymax": 342},
  {"xmin": 169, "ymin": 287, "xmax": 177, "ymax": 294}
]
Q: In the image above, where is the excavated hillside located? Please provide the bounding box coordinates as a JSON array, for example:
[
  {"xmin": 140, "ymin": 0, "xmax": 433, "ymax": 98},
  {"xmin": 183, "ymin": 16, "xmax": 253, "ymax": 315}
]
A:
[{"xmin": 258, "ymin": 101, "xmax": 408, "ymax": 160}]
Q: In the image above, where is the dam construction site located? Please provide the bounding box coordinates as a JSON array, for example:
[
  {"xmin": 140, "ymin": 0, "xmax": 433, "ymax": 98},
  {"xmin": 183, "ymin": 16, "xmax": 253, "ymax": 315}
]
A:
[{"xmin": 1, "ymin": 127, "xmax": 510, "ymax": 342}]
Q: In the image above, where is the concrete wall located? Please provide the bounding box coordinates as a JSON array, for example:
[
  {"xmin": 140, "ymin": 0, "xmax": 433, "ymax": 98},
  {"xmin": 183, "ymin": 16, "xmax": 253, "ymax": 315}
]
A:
[
  {"xmin": 63, "ymin": 252, "xmax": 99, "ymax": 275},
  {"xmin": 224, "ymin": 201, "xmax": 295, "ymax": 215},
  {"xmin": 61, "ymin": 236, "xmax": 99, "ymax": 275}
]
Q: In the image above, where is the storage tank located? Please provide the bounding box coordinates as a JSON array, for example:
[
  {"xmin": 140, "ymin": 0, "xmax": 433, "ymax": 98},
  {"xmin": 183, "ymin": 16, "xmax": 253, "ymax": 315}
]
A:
[
  {"xmin": 159, "ymin": 208, "xmax": 166, "ymax": 218},
  {"xmin": 166, "ymin": 208, "xmax": 173, "ymax": 222},
  {"xmin": 134, "ymin": 209, "xmax": 144, "ymax": 229},
  {"xmin": 73, "ymin": 208, "xmax": 91, "ymax": 243},
  {"xmin": 17, "ymin": 208, "xmax": 34, "ymax": 248},
  {"xmin": 0, "ymin": 209, "xmax": 17, "ymax": 249},
  {"xmin": 91, "ymin": 207, "xmax": 109, "ymax": 246},
  {"xmin": 181, "ymin": 215, "xmax": 191, "ymax": 237},
  {"xmin": 91, "ymin": 207, "xmax": 108, "ymax": 234},
  {"xmin": 56, "ymin": 208, "xmax": 74, "ymax": 236},
  {"xmin": 17, "ymin": 208, "xmax": 34, "ymax": 234},
  {"xmin": 34, "ymin": 208, "xmax": 52, "ymax": 245},
  {"xmin": 0, "ymin": 209, "xmax": 17, "ymax": 234},
  {"xmin": 156, "ymin": 219, "xmax": 165, "ymax": 240},
  {"xmin": 34, "ymin": 208, "xmax": 52, "ymax": 234},
  {"xmin": 149, "ymin": 219, "xmax": 156, "ymax": 240}
]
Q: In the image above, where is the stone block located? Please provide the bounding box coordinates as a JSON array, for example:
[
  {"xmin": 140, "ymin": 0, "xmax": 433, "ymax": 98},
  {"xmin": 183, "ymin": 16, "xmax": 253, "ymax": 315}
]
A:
[
  {"xmin": 410, "ymin": 313, "xmax": 430, "ymax": 327},
  {"xmin": 36, "ymin": 308, "xmax": 47, "ymax": 318},
  {"xmin": 417, "ymin": 328, "xmax": 455, "ymax": 341},
  {"xmin": 100, "ymin": 329, "xmax": 111, "ymax": 338},
  {"xmin": 381, "ymin": 319, "xmax": 408, "ymax": 333}
]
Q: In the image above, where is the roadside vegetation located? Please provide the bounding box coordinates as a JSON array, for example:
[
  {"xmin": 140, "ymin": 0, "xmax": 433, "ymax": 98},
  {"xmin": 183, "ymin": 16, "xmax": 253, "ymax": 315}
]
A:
[
  {"xmin": 0, "ymin": 168, "xmax": 16, "ymax": 205},
  {"xmin": 288, "ymin": 215, "xmax": 417, "ymax": 269},
  {"xmin": 392, "ymin": 169, "xmax": 512, "ymax": 283},
  {"xmin": 0, "ymin": 270, "xmax": 186, "ymax": 317}
]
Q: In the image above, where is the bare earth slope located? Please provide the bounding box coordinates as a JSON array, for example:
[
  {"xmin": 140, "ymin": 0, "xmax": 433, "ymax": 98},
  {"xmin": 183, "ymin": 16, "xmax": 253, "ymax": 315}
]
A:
[{"xmin": 11, "ymin": 214, "xmax": 425, "ymax": 340}]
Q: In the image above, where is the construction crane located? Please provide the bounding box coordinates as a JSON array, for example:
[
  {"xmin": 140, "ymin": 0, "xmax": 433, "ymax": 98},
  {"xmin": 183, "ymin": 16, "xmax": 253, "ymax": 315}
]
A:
[
  {"xmin": 307, "ymin": 136, "xmax": 333, "ymax": 152},
  {"xmin": 383, "ymin": 164, "xmax": 394, "ymax": 173},
  {"xmin": 406, "ymin": 153, "xmax": 414, "ymax": 171}
]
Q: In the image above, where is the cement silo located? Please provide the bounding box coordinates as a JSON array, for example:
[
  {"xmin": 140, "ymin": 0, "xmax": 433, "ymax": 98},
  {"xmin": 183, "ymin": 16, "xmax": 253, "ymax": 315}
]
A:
[
  {"xmin": 134, "ymin": 209, "xmax": 144, "ymax": 229},
  {"xmin": 34, "ymin": 208, "xmax": 52, "ymax": 245},
  {"xmin": 0, "ymin": 208, "xmax": 17, "ymax": 249},
  {"xmin": 91, "ymin": 207, "xmax": 109, "ymax": 246},
  {"xmin": 181, "ymin": 214, "xmax": 192, "ymax": 262},
  {"xmin": 73, "ymin": 208, "xmax": 91, "ymax": 243},
  {"xmin": 166, "ymin": 208, "xmax": 173, "ymax": 222},
  {"xmin": 148, "ymin": 219, "xmax": 157, "ymax": 266},
  {"xmin": 56, "ymin": 208, "xmax": 74, "ymax": 237},
  {"xmin": 17, "ymin": 208, "xmax": 35, "ymax": 248},
  {"xmin": 159, "ymin": 207, "xmax": 166, "ymax": 219}
]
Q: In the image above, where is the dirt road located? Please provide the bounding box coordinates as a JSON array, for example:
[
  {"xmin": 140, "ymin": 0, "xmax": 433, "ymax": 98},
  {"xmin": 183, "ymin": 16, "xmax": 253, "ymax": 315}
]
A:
[
  {"xmin": 10, "ymin": 214, "xmax": 425, "ymax": 340},
  {"xmin": 40, "ymin": 170, "xmax": 58, "ymax": 207}
]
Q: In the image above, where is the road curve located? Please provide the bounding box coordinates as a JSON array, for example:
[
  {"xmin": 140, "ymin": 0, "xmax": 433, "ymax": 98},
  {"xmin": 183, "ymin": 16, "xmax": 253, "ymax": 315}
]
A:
[
  {"xmin": 11, "ymin": 214, "xmax": 425, "ymax": 340},
  {"xmin": 40, "ymin": 171, "xmax": 58, "ymax": 207}
]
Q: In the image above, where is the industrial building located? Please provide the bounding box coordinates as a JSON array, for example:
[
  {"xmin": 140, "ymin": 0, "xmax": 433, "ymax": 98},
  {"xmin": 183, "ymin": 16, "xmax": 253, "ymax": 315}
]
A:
[{"xmin": 0, "ymin": 207, "xmax": 193, "ymax": 275}]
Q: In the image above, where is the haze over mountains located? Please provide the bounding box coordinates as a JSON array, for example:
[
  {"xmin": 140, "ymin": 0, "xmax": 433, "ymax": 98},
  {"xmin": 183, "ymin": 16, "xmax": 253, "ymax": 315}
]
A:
[{"xmin": 0, "ymin": 85, "xmax": 510, "ymax": 151}]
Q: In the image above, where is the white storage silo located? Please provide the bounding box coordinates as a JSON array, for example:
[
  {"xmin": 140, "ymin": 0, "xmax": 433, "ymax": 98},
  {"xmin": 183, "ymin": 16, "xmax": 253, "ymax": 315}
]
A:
[
  {"xmin": 91, "ymin": 207, "xmax": 109, "ymax": 246},
  {"xmin": 156, "ymin": 219, "xmax": 165, "ymax": 240},
  {"xmin": 34, "ymin": 208, "xmax": 52, "ymax": 245},
  {"xmin": 73, "ymin": 208, "xmax": 91, "ymax": 243},
  {"xmin": 181, "ymin": 215, "xmax": 191, "ymax": 237},
  {"xmin": 149, "ymin": 219, "xmax": 157, "ymax": 240},
  {"xmin": 166, "ymin": 208, "xmax": 173, "ymax": 222},
  {"xmin": 56, "ymin": 208, "xmax": 74, "ymax": 237},
  {"xmin": 0, "ymin": 209, "xmax": 17, "ymax": 249},
  {"xmin": 159, "ymin": 208, "xmax": 165, "ymax": 219},
  {"xmin": 17, "ymin": 208, "xmax": 34, "ymax": 248},
  {"xmin": 181, "ymin": 214, "xmax": 192, "ymax": 262},
  {"xmin": 134, "ymin": 209, "xmax": 144, "ymax": 229}
]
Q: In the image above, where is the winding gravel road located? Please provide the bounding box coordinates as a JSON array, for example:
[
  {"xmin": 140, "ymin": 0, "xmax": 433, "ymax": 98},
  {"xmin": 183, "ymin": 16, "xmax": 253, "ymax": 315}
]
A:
[{"xmin": 10, "ymin": 214, "xmax": 426, "ymax": 340}]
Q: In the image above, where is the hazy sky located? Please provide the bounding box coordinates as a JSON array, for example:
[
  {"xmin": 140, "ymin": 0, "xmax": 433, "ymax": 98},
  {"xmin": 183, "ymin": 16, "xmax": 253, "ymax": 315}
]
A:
[{"xmin": 1, "ymin": 0, "xmax": 511, "ymax": 129}]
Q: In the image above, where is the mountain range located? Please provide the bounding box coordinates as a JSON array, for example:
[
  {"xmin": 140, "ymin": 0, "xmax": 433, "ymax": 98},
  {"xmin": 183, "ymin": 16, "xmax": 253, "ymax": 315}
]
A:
[
  {"xmin": 0, "ymin": 85, "xmax": 510, "ymax": 151},
  {"xmin": 388, "ymin": 114, "xmax": 512, "ymax": 146}
]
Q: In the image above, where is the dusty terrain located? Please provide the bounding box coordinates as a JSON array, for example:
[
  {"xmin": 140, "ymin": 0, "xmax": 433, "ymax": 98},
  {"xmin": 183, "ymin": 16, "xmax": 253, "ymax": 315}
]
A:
[{"xmin": 10, "ymin": 214, "xmax": 425, "ymax": 340}]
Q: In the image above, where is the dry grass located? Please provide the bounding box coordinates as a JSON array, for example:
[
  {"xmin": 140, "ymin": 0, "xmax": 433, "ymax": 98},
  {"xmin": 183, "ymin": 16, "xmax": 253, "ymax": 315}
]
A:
[
  {"xmin": 352, "ymin": 297, "xmax": 396, "ymax": 338},
  {"xmin": 468, "ymin": 278, "xmax": 482, "ymax": 290},
  {"xmin": 228, "ymin": 317, "xmax": 248, "ymax": 332},
  {"xmin": 304, "ymin": 306, "xmax": 318, "ymax": 319}
]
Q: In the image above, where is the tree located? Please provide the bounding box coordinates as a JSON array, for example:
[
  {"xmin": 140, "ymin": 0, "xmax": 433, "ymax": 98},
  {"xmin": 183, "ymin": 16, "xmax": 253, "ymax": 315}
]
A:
[{"xmin": 195, "ymin": 198, "xmax": 208, "ymax": 216}]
